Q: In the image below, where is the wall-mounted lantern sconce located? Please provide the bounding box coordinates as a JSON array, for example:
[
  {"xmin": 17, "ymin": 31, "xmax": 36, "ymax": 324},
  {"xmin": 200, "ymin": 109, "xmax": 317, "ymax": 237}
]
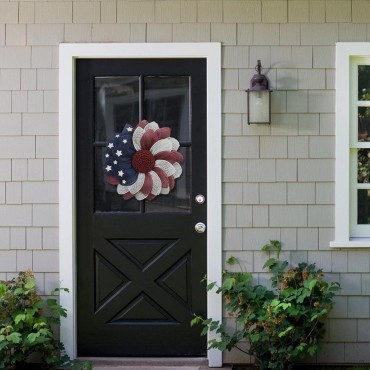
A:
[{"xmin": 246, "ymin": 60, "xmax": 272, "ymax": 124}]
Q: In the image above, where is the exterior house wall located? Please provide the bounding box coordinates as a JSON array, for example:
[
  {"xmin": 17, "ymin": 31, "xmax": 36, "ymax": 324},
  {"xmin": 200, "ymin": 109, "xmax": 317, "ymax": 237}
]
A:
[{"xmin": 0, "ymin": 0, "xmax": 369, "ymax": 364}]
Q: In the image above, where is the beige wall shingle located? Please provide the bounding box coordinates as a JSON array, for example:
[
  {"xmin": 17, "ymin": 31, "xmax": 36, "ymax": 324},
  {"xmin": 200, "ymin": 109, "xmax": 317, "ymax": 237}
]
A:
[
  {"xmin": 35, "ymin": 2, "xmax": 72, "ymax": 24},
  {"xmin": 223, "ymin": 1, "xmax": 261, "ymax": 23},
  {"xmin": 73, "ymin": 2, "xmax": 100, "ymax": 24}
]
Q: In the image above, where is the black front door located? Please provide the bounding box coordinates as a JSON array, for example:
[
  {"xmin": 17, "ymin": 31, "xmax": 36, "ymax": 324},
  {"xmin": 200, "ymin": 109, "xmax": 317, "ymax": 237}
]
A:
[{"xmin": 76, "ymin": 59, "xmax": 207, "ymax": 357}]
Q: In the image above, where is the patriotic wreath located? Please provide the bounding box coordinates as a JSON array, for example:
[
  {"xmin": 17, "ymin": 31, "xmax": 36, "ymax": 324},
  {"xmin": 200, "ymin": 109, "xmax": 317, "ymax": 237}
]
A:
[{"xmin": 104, "ymin": 120, "xmax": 184, "ymax": 201}]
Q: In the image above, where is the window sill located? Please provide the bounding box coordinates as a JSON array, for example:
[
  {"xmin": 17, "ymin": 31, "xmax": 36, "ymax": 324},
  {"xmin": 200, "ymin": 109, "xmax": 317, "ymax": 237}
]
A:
[{"xmin": 330, "ymin": 238, "xmax": 370, "ymax": 248}]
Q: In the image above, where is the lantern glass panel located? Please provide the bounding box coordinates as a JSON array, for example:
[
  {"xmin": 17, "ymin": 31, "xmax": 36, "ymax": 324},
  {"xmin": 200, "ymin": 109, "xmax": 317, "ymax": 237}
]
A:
[{"xmin": 248, "ymin": 90, "xmax": 270, "ymax": 123}]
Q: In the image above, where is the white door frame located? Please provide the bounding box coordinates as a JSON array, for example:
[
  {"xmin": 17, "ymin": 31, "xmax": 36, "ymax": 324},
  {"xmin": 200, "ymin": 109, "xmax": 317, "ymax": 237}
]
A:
[{"xmin": 59, "ymin": 43, "xmax": 222, "ymax": 366}]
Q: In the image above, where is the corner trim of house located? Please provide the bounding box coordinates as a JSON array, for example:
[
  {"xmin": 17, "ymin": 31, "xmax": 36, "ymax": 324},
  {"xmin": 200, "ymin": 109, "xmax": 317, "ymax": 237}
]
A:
[{"xmin": 59, "ymin": 43, "xmax": 222, "ymax": 367}]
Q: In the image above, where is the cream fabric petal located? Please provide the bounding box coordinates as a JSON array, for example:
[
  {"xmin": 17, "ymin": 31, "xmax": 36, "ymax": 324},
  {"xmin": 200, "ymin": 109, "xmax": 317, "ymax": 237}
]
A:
[
  {"xmin": 161, "ymin": 187, "xmax": 170, "ymax": 195},
  {"xmin": 133, "ymin": 126, "xmax": 144, "ymax": 151},
  {"xmin": 127, "ymin": 172, "xmax": 145, "ymax": 194},
  {"xmin": 149, "ymin": 170, "xmax": 161, "ymax": 195},
  {"xmin": 117, "ymin": 184, "xmax": 129, "ymax": 194},
  {"xmin": 155, "ymin": 160, "xmax": 176, "ymax": 177},
  {"xmin": 150, "ymin": 138, "xmax": 173, "ymax": 155},
  {"xmin": 145, "ymin": 121, "xmax": 159, "ymax": 132},
  {"xmin": 173, "ymin": 162, "xmax": 182, "ymax": 179},
  {"xmin": 135, "ymin": 191, "xmax": 147, "ymax": 200},
  {"xmin": 170, "ymin": 137, "xmax": 180, "ymax": 151}
]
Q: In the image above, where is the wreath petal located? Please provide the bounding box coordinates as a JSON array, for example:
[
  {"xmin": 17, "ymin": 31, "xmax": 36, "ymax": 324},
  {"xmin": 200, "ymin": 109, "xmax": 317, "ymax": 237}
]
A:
[
  {"xmin": 155, "ymin": 159, "xmax": 176, "ymax": 177},
  {"xmin": 169, "ymin": 175, "xmax": 175, "ymax": 190},
  {"xmin": 154, "ymin": 151, "xmax": 183, "ymax": 164},
  {"xmin": 150, "ymin": 138, "xmax": 173, "ymax": 156},
  {"xmin": 140, "ymin": 129, "xmax": 158, "ymax": 151},
  {"xmin": 149, "ymin": 170, "xmax": 162, "ymax": 196},
  {"xmin": 156, "ymin": 127, "xmax": 171, "ymax": 140},
  {"xmin": 170, "ymin": 137, "xmax": 180, "ymax": 151},
  {"xmin": 173, "ymin": 162, "xmax": 183, "ymax": 179},
  {"xmin": 154, "ymin": 167, "xmax": 169, "ymax": 190},
  {"xmin": 145, "ymin": 121, "xmax": 159, "ymax": 131},
  {"xmin": 133, "ymin": 126, "xmax": 144, "ymax": 151},
  {"xmin": 128, "ymin": 172, "xmax": 145, "ymax": 194},
  {"xmin": 117, "ymin": 184, "xmax": 129, "ymax": 195}
]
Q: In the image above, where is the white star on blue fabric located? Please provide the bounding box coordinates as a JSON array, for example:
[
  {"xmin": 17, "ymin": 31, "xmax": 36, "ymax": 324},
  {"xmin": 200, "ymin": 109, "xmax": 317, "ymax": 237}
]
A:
[
  {"xmin": 113, "ymin": 160, "xmax": 118, "ymax": 165},
  {"xmin": 118, "ymin": 170, "xmax": 124, "ymax": 177},
  {"xmin": 123, "ymin": 139, "xmax": 127, "ymax": 144},
  {"xmin": 116, "ymin": 150, "xmax": 122, "ymax": 157},
  {"xmin": 105, "ymin": 153, "xmax": 109, "ymax": 158},
  {"xmin": 126, "ymin": 127, "xmax": 133, "ymax": 132},
  {"xmin": 122, "ymin": 180, "xmax": 126, "ymax": 184},
  {"xmin": 105, "ymin": 165, "xmax": 112, "ymax": 172},
  {"xmin": 115, "ymin": 134, "xmax": 120, "ymax": 138},
  {"xmin": 108, "ymin": 143, "xmax": 114, "ymax": 149}
]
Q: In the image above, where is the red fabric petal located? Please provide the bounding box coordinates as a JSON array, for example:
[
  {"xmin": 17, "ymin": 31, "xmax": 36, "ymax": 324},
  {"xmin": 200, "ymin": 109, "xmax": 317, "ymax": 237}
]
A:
[
  {"xmin": 173, "ymin": 150, "xmax": 184, "ymax": 163},
  {"xmin": 141, "ymin": 173, "xmax": 153, "ymax": 197},
  {"xmin": 154, "ymin": 167, "xmax": 169, "ymax": 189},
  {"xmin": 154, "ymin": 150, "xmax": 183, "ymax": 164},
  {"xmin": 146, "ymin": 193, "xmax": 156, "ymax": 201},
  {"xmin": 107, "ymin": 176, "xmax": 120, "ymax": 185},
  {"xmin": 123, "ymin": 192, "xmax": 134, "ymax": 200},
  {"xmin": 140, "ymin": 129, "xmax": 158, "ymax": 150},
  {"xmin": 155, "ymin": 127, "xmax": 171, "ymax": 140},
  {"xmin": 136, "ymin": 120, "xmax": 148, "ymax": 129},
  {"xmin": 168, "ymin": 175, "xmax": 175, "ymax": 190}
]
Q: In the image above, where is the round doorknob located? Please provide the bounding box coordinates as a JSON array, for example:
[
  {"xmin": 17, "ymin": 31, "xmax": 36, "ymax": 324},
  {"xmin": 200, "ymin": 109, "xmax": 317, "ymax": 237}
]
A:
[
  {"xmin": 195, "ymin": 222, "xmax": 206, "ymax": 233},
  {"xmin": 195, "ymin": 194, "xmax": 205, "ymax": 204}
]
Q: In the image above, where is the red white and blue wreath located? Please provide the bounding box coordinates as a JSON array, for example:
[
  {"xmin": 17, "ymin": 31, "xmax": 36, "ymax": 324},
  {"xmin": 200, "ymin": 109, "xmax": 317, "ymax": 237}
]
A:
[{"xmin": 104, "ymin": 120, "xmax": 184, "ymax": 201}]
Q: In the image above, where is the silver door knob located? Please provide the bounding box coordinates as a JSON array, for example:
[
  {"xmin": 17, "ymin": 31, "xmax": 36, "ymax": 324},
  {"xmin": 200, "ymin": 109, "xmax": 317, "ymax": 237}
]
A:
[
  {"xmin": 195, "ymin": 194, "xmax": 205, "ymax": 204},
  {"xmin": 195, "ymin": 222, "xmax": 206, "ymax": 233}
]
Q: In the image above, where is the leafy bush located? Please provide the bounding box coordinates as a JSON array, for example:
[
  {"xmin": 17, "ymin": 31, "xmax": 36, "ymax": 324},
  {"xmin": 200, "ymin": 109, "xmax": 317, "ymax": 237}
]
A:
[
  {"xmin": 192, "ymin": 241, "xmax": 340, "ymax": 370},
  {"xmin": 0, "ymin": 270, "xmax": 90, "ymax": 370}
]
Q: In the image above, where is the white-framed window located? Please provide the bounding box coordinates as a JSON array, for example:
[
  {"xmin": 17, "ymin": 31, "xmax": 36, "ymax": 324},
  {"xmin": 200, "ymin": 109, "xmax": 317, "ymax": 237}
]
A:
[{"xmin": 332, "ymin": 43, "xmax": 370, "ymax": 248}]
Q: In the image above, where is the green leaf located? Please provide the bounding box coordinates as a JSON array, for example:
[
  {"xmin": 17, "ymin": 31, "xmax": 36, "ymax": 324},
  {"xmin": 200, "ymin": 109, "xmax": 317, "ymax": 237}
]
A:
[
  {"xmin": 27, "ymin": 332, "xmax": 40, "ymax": 343},
  {"xmin": 279, "ymin": 302, "xmax": 291, "ymax": 310},
  {"xmin": 278, "ymin": 325, "xmax": 293, "ymax": 337},
  {"xmin": 307, "ymin": 344, "xmax": 319, "ymax": 356},
  {"xmin": 200, "ymin": 326, "xmax": 208, "ymax": 336},
  {"xmin": 223, "ymin": 277, "xmax": 236, "ymax": 290},
  {"xmin": 14, "ymin": 314, "xmax": 26, "ymax": 324},
  {"xmin": 206, "ymin": 281, "xmax": 216, "ymax": 292},
  {"xmin": 7, "ymin": 332, "xmax": 21, "ymax": 344},
  {"xmin": 305, "ymin": 278, "xmax": 317, "ymax": 291},
  {"xmin": 24, "ymin": 278, "xmax": 36, "ymax": 290},
  {"xmin": 0, "ymin": 283, "xmax": 7, "ymax": 297},
  {"xmin": 0, "ymin": 341, "xmax": 8, "ymax": 351},
  {"xmin": 263, "ymin": 258, "xmax": 277, "ymax": 269},
  {"xmin": 226, "ymin": 256, "xmax": 238, "ymax": 266}
]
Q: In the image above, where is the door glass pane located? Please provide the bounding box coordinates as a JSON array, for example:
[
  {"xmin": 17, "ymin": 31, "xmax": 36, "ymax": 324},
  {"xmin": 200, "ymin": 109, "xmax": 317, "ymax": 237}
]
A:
[
  {"xmin": 95, "ymin": 75, "xmax": 191, "ymax": 213},
  {"xmin": 358, "ymin": 149, "xmax": 370, "ymax": 183},
  {"xmin": 95, "ymin": 147, "xmax": 140, "ymax": 212},
  {"xmin": 144, "ymin": 76, "xmax": 190, "ymax": 142},
  {"xmin": 358, "ymin": 107, "xmax": 370, "ymax": 142},
  {"xmin": 95, "ymin": 77, "xmax": 140, "ymax": 142},
  {"xmin": 358, "ymin": 189, "xmax": 370, "ymax": 224},
  {"xmin": 145, "ymin": 147, "xmax": 191, "ymax": 213},
  {"xmin": 358, "ymin": 65, "xmax": 370, "ymax": 101}
]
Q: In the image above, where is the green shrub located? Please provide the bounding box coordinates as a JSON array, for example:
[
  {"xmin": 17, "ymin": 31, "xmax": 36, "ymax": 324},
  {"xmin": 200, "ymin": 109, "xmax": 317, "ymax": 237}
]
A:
[
  {"xmin": 0, "ymin": 270, "xmax": 90, "ymax": 370},
  {"xmin": 192, "ymin": 241, "xmax": 340, "ymax": 370}
]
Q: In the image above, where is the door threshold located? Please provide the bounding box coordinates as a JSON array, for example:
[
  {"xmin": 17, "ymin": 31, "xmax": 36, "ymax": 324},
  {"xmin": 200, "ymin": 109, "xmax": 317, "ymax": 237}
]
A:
[
  {"xmin": 78, "ymin": 357, "xmax": 208, "ymax": 365},
  {"xmin": 77, "ymin": 357, "xmax": 230, "ymax": 369}
]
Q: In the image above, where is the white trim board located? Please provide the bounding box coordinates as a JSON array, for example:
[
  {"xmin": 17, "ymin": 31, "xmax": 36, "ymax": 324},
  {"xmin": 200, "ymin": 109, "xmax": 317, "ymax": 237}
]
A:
[
  {"xmin": 332, "ymin": 42, "xmax": 370, "ymax": 248},
  {"xmin": 59, "ymin": 43, "xmax": 222, "ymax": 367}
]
